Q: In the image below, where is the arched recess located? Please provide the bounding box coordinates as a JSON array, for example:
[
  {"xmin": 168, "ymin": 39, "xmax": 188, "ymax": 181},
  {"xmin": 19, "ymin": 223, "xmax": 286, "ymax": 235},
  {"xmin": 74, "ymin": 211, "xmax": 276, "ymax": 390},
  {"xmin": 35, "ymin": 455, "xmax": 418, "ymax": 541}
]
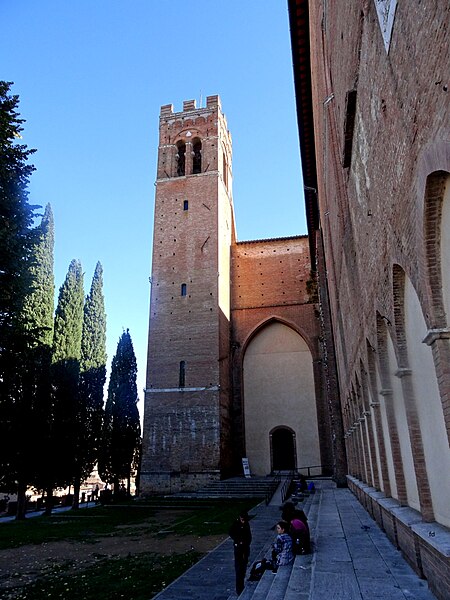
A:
[
  {"xmin": 366, "ymin": 339, "xmax": 389, "ymax": 494},
  {"xmin": 403, "ymin": 272, "xmax": 450, "ymax": 527},
  {"xmin": 354, "ymin": 373, "xmax": 371, "ymax": 484},
  {"xmin": 423, "ymin": 170, "xmax": 450, "ymax": 451},
  {"xmin": 392, "ymin": 265, "xmax": 434, "ymax": 519},
  {"xmin": 242, "ymin": 320, "xmax": 321, "ymax": 476},
  {"xmin": 424, "ymin": 171, "xmax": 450, "ymax": 325},
  {"xmin": 386, "ymin": 319, "xmax": 420, "ymax": 511},
  {"xmin": 350, "ymin": 381, "xmax": 365, "ymax": 481},
  {"xmin": 359, "ymin": 359, "xmax": 377, "ymax": 488},
  {"xmin": 375, "ymin": 313, "xmax": 404, "ymax": 502}
]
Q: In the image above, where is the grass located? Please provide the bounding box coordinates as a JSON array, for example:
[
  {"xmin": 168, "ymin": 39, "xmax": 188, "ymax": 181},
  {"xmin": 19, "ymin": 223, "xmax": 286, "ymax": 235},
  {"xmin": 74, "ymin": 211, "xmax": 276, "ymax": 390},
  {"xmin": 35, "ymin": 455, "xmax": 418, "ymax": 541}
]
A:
[
  {"xmin": 0, "ymin": 497, "xmax": 259, "ymax": 599},
  {"xmin": 0, "ymin": 504, "xmax": 159, "ymax": 550},
  {"xmin": 11, "ymin": 551, "xmax": 203, "ymax": 600}
]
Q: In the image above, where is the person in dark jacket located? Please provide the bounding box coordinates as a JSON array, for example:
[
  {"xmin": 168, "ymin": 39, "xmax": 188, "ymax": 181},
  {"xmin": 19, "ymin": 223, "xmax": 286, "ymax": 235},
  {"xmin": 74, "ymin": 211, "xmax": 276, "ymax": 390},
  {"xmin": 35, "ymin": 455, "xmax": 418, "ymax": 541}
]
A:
[
  {"xmin": 229, "ymin": 511, "xmax": 252, "ymax": 595},
  {"xmin": 281, "ymin": 502, "xmax": 311, "ymax": 554}
]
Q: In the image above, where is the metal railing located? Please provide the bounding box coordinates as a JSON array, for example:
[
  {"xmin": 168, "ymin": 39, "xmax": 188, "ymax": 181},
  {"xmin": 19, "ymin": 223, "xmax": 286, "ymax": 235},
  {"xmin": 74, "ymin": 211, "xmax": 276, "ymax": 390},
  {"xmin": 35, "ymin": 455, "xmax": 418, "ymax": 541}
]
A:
[
  {"xmin": 295, "ymin": 464, "xmax": 333, "ymax": 478},
  {"xmin": 265, "ymin": 472, "xmax": 281, "ymax": 505},
  {"xmin": 280, "ymin": 472, "xmax": 294, "ymax": 503}
]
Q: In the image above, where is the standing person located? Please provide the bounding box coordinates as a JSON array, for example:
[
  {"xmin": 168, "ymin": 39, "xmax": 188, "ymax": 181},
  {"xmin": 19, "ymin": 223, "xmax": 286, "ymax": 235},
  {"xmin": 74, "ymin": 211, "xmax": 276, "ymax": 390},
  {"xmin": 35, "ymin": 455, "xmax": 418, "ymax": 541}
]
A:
[
  {"xmin": 271, "ymin": 521, "xmax": 294, "ymax": 571},
  {"xmin": 229, "ymin": 511, "xmax": 252, "ymax": 595}
]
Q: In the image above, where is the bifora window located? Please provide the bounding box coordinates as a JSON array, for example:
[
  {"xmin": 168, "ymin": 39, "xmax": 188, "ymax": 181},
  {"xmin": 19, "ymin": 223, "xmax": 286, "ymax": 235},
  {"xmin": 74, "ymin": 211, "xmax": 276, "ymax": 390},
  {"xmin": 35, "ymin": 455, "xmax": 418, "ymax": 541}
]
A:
[{"xmin": 176, "ymin": 141, "xmax": 186, "ymax": 176}]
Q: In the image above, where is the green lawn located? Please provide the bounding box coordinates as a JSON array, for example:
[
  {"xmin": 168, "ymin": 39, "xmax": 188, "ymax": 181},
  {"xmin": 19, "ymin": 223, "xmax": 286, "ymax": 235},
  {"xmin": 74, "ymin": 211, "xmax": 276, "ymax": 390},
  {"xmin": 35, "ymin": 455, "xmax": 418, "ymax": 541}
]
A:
[{"xmin": 0, "ymin": 498, "xmax": 258, "ymax": 599}]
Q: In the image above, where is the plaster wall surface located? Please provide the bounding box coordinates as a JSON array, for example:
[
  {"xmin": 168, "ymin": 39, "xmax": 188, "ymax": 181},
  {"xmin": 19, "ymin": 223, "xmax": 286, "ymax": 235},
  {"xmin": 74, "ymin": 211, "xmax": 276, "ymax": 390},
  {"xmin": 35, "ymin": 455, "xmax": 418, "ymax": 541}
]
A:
[
  {"xmin": 377, "ymin": 369, "xmax": 397, "ymax": 500},
  {"xmin": 387, "ymin": 333, "xmax": 419, "ymax": 511},
  {"xmin": 243, "ymin": 321, "xmax": 320, "ymax": 475},
  {"xmin": 405, "ymin": 276, "xmax": 450, "ymax": 527}
]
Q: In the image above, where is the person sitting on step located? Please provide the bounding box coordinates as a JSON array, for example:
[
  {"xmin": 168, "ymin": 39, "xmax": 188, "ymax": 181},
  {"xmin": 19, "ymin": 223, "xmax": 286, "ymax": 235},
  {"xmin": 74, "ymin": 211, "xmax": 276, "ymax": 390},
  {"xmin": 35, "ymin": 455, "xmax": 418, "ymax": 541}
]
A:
[{"xmin": 271, "ymin": 521, "xmax": 294, "ymax": 571}]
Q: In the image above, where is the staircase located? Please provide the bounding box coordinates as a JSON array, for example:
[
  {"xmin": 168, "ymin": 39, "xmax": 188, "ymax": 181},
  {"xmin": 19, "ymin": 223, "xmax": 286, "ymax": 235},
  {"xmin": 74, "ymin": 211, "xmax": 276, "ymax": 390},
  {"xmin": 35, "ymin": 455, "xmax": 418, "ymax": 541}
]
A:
[
  {"xmin": 228, "ymin": 489, "xmax": 320, "ymax": 600},
  {"xmin": 175, "ymin": 476, "xmax": 280, "ymax": 501}
]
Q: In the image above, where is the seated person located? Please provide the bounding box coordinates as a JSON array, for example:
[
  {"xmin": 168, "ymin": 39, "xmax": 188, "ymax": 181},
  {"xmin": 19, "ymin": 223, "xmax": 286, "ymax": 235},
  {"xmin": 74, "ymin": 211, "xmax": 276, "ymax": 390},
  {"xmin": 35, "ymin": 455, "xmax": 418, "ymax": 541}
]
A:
[
  {"xmin": 290, "ymin": 515, "xmax": 311, "ymax": 554},
  {"xmin": 272, "ymin": 521, "xmax": 294, "ymax": 569},
  {"xmin": 281, "ymin": 503, "xmax": 311, "ymax": 555}
]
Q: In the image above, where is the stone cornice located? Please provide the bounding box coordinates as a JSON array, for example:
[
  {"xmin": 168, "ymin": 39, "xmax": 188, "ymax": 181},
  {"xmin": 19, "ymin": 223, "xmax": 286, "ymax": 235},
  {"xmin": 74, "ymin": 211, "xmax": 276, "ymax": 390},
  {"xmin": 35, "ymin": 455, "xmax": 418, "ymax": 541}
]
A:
[{"xmin": 422, "ymin": 328, "xmax": 450, "ymax": 346}]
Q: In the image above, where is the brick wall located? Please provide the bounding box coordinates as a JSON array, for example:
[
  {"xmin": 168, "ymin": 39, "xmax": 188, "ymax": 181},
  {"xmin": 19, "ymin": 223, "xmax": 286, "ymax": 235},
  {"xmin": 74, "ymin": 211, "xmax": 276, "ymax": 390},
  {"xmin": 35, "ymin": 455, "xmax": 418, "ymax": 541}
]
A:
[
  {"xmin": 303, "ymin": 0, "xmax": 450, "ymax": 595},
  {"xmin": 229, "ymin": 235, "xmax": 333, "ymax": 473},
  {"xmin": 141, "ymin": 97, "xmax": 234, "ymax": 493}
]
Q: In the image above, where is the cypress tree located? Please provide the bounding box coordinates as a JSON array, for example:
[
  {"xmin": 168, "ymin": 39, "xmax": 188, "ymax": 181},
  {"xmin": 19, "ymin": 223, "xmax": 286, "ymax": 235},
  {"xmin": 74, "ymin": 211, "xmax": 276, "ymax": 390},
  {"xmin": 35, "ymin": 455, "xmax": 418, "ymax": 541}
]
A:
[
  {"xmin": 0, "ymin": 81, "xmax": 37, "ymax": 504},
  {"xmin": 99, "ymin": 330, "xmax": 140, "ymax": 496},
  {"xmin": 22, "ymin": 204, "xmax": 55, "ymax": 345},
  {"xmin": 42, "ymin": 259, "xmax": 83, "ymax": 512},
  {"xmin": 72, "ymin": 262, "xmax": 107, "ymax": 509},
  {"xmin": 14, "ymin": 205, "xmax": 55, "ymax": 518}
]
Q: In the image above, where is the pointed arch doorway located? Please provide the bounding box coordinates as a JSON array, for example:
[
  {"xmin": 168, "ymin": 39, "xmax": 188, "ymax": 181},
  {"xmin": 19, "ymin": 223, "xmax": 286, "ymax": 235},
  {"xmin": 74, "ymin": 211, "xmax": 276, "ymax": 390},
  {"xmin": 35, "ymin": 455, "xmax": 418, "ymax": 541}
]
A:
[
  {"xmin": 243, "ymin": 320, "xmax": 321, "ymax": 475},
  {"xmin": 271, "ymin": 427, "xmax": 296, "ymax": 471}
]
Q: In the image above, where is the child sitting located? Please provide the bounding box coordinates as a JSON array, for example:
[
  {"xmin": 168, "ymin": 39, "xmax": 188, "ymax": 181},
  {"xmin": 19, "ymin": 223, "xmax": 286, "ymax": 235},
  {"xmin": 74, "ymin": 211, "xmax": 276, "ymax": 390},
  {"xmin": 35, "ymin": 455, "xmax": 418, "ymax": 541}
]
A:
[{"xmin": 271, "ymin": 521, "xmax": 294, "ymax": 570}]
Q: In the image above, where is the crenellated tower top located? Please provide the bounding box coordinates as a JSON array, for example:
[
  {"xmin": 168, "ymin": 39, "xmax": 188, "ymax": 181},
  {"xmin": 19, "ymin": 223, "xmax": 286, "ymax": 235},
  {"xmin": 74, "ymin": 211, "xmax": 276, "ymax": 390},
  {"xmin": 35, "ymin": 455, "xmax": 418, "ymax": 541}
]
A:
[{"xmin": 156, "ymin": 95, "xmax": 232, "ymax": 193}]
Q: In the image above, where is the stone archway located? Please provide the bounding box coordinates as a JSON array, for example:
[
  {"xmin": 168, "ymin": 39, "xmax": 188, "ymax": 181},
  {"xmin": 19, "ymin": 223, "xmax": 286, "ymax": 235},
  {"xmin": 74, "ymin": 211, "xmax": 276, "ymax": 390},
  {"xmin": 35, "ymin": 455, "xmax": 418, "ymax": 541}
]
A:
[{"xmin": 242, "ymin": 321, "xmax": 321, "ymax": 475}]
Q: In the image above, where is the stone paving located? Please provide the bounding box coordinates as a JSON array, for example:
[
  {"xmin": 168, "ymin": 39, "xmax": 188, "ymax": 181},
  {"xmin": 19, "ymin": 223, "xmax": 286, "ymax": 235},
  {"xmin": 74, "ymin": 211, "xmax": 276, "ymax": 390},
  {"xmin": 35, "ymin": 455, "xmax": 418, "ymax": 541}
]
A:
[{"xmin": 152, "ymin": 480, "xmax": 437, "ymax": 600}]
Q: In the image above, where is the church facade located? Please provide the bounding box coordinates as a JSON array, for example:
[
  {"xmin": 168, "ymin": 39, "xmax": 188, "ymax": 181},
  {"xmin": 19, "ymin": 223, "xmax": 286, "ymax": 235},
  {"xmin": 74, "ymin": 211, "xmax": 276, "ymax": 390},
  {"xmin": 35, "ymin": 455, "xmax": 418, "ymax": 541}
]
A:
[{"xmin": 140, "ymin": 96, "xmax": 340, "ymax": 494}]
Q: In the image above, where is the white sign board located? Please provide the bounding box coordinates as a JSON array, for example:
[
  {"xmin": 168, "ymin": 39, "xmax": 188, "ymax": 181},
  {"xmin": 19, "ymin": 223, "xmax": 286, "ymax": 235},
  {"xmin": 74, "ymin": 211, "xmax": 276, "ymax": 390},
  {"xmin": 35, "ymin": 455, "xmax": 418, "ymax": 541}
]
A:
[{"xmin": 242, "ymin": 458, "xmax": 251, "ymax": 479}]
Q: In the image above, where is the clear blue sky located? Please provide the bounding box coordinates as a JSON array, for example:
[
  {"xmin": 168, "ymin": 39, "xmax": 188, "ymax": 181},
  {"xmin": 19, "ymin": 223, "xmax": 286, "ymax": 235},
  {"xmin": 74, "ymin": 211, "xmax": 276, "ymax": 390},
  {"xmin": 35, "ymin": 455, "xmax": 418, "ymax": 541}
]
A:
[{"xmin": 1, "ymin": 1, "xmax": 306, "ymax": 417}]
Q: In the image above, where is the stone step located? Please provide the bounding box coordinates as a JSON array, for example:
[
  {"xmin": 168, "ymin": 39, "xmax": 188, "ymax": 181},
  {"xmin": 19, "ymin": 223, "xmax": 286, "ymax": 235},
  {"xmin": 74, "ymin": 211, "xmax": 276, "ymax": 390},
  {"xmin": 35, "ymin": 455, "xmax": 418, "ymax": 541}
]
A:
[
  {"xmin": 244, "ymin": 570, "xmax": 277, "ymax": 600},
  {"xmin": 233, "ymin": 492, "xmax": 316, "ymax": 600},
  {"xmin": 176, "ymin": 477, "xmax": 279, "ymax": 500},
  {"xmin": 265, "ymin": 563, "xmax": 292, "ymax": 599},
  {"xmin": 283, "ymin": 554, "xmax": 313, "ymax": 600}
]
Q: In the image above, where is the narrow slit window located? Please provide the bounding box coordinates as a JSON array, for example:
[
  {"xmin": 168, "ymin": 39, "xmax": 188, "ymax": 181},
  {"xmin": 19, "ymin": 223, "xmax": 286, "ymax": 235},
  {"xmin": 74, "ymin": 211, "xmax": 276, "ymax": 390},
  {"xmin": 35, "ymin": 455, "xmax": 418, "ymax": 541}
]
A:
[
  {"xmin": 183, "ymin": 200, "xmax": 189, "ymax": 211},
  {"xmin": 181, "ymin": 283, "xmax": 187, "ymax": 296},
  {"xmin": 223, "ymin": 153, "xmax": 228, "ymax": 189},
  {"xmin": 179, "ymin": 361, "xmax": 186, "ymax": 388},
  {"xmin": 176, "ymin": 141, "xmax": 186, "ymax": 176},
  {"xmin": 342, "ymin": 90, "xmax": 357, "ymax": 168},
  {"xmin": 192, "ymin": 139, "xmax": 202, "ymax": 174}
]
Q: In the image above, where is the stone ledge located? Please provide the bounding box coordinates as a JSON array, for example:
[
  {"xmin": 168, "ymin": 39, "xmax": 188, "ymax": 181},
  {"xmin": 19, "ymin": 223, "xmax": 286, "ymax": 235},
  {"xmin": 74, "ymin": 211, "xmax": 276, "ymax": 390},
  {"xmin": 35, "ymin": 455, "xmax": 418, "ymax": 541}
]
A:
[
  {"xmin": 412, "ymin": 521, "xmax": 450, "ymax": 557},
  {"xmin": 348, "ymin": 475, "xmax": 450, "ymax": 600}
]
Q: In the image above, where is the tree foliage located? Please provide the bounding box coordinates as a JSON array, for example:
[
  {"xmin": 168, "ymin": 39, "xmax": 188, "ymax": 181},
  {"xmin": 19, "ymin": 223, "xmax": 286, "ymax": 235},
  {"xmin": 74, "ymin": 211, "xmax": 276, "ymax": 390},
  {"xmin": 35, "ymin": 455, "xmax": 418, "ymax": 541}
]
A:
[
  {"xmin": 16, "ymin": 205, "xmax": 55, "ymax": 517},
  {"xmin": 22, "ymin": 203, "xmax": 54, "ymax": 346},
  {"xmin": 46, "ymin": 259, "xmax": 84, "ymax": 490},
  {"xmin": 99, "ymin": 330, "xmax": 140, "ymax": 490},
  {"xmin": 0, "ymin": 81, "xmax": 37, "ymax": 493},
  {"xmin": 72, "ymin": 262, "xmax": 107, "ymax": 506}
]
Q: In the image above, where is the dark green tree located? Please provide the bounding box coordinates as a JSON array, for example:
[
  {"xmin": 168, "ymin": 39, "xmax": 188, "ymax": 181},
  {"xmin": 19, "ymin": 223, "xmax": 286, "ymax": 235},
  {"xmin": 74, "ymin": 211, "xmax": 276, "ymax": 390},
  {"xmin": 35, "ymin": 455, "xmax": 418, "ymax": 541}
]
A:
[
  {"xmin": 72, "ymin": 262, "xmax": 107, "ymax": 509},
  {"xmin": 99, "ymin": 330, "xmax": 140, "ymax": 497},
  {"xmin": 22, "ymin": 204, "xmax": 55, "ymax": 346},
  {"xmin": 0, "ymin": 81, "xmax": 37, "ymax": 506},
  {"xmin": 13, "ymin": 205, "xmax": 55, "ymax": 518},
  {"xmin": 42, "ymin": 259, "xmax": 83, "ymax": 513}
]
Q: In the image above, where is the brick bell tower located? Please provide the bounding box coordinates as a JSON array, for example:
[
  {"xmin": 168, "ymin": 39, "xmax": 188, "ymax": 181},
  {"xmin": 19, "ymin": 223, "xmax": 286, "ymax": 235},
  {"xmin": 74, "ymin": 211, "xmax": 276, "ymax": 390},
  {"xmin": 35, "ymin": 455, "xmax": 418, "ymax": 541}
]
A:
[{"xmin": 140, "ymin": 96, "xmax": 235, "ymax": 494}]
